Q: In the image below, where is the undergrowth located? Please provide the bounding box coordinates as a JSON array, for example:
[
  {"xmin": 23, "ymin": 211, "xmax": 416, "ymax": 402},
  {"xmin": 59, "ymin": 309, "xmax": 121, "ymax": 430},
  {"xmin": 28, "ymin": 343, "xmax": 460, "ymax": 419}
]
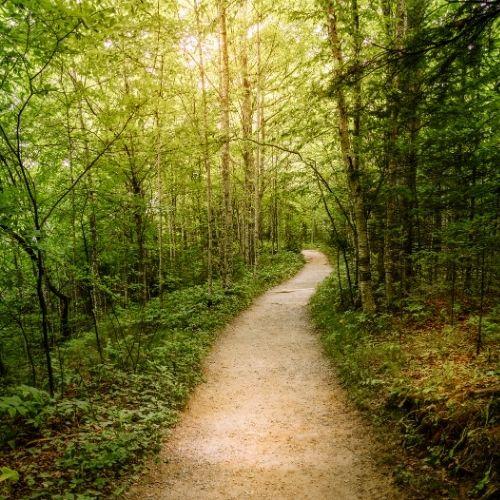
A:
[
  {"xmin": 310, "ymin": 274, "xmax": 498, "ymax": 499},
  {"xmin": 0, "ymin": 251, "xmax": 304, "ymax": 499}
]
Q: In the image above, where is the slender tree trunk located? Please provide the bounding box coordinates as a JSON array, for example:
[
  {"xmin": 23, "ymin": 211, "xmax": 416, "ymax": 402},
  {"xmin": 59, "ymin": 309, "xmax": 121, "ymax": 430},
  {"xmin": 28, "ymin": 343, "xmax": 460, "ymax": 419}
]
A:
[
  {"xmin": 382, "ymin": 0, "xmax": 405, "ymax": 309},
  {"xmin": 402, "ymin": 114, "xmax": 418, "ymax": 291},
  {"xmin": 464, "ymin": 163, "xmax": 477, "ymax": 292},
  {"xmin": 317, "ymin": 174, "xmax": 355, "ymax": 306},
  {"xmin": 12, "ymin": 116, "xmax": 57, "ymax": 391},
  {"xmin": 240, "ymin": 0, "xmax": 255, "ymax": 266},
  {"xmin": 78, "ymin": 102, "xmax": 102, "ymax": 328},
  {"xmin": 271, "ymin": 152, "xmax": 279, "ymax": 253},
  {"xmin": 194, "ymin": 0, "xmax": 214, "ymax": 296},
  {"xmin": 81, "ymin": 218, "xmax": 104, "ymax": 362},
  {"xmin": 62, "ymin": 81, "xmax": 79, "ymax": 321},
  {"xmin": 325, "ymin": 1, "xmax": 376, "ymax": 313},
  {"xmin": 125, "ymin": 144, "xmax": 148, "ymax": 304},
  {"xmin": 401, "ymin": 1, "xmax": 424, "ymax": 293},
  {"xmin": 36, "ymin": 250, "xmax": 55, "ymax": 396},
  {"xmin": 155, "ymin": 55, "xmax": 165, "ymax": 301},
  {"xmin": 254, "ymin": 3, "xmax": 264, "ymax": 271},
  {"xmin": 352, "ymin": 0, "xmax": 361, "ymax": 168},
  {"xmin": 476, "ymin": 247, "xmax": 486, "ymax": 354},
  {"xmin": 218, "ymin": 0, "xmax": 232, "ymax": 286},
  {"xmin": 384, "ymin": 155, "xmax": 398, "ymax": 307}
]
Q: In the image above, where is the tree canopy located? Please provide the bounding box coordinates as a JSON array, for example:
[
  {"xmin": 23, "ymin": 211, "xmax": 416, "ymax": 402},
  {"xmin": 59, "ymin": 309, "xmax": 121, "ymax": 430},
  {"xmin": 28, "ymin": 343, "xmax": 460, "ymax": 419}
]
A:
[{"xmin": 0, "ymin": 0, "xmax": 498, "ymax": 497}]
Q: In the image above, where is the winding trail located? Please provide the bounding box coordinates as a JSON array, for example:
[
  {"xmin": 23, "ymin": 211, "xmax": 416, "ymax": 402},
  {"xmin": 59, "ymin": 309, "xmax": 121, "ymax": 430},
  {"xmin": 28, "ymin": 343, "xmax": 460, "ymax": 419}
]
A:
[{"xmin": 128, "ymin": 250, "xmax": 399, "ymax": 499}]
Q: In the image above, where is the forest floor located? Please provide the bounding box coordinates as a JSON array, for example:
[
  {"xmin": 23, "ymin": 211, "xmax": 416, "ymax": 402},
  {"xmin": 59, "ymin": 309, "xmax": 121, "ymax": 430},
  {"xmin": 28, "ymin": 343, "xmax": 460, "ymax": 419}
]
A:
[
  {"xmin": 127, "ymin": 250, "xmax": 400, "ymax": 500},
  {"xmin": 310, "ymin": 253, "xmax": 498, "ymax": 499}
]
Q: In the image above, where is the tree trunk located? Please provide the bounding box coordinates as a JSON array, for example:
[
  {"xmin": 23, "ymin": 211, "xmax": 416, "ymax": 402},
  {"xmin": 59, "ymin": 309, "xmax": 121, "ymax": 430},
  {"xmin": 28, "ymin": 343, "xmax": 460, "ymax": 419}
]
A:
[
  {"xmin": 254, "ymin": 3, "xmax": 264, "ymax": 271},
  {"xmin": 36, "ymin": 250, "xmax": 55, "ymax": 396},
  {"xmin": 240, "ymin": 3, "xmax": 255, "ymax": 266},
  {"xmin": 382, "ymin": 0, "xmax": 405, "ymax": 309},
  {"xmin": 194, "ymin": 0, "xmax": 214, "ymax": 295},
  {"xmin": 218, "ymin": 0, "xmax": 232, "ymax": 286},
  {"xmin": 325, "ymin": 1, "xmax": 376, "ymax": 313}
]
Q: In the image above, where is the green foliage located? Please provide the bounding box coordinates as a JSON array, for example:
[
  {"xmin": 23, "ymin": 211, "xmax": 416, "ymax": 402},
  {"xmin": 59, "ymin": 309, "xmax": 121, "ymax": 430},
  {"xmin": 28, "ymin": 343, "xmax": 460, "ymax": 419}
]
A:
[
  {"xmin": 0, "ymin": 386, "xmax": 52, "ymax": 448},
  {"xmin": 0, "ymin": 0, "xmax": 497, "ymax": 496},
  {"xmin": 0, "ymin": 467, "xmax": 19, "ymax": 483},
  {"xmin": 0, "ymin": 250, "xmax": 303, "ymax": 498},
  {"xmin": 0, "ymin": 386, "xmax": 51, "ymax": 419},
  {"xmin": 311, "ymin": 277, "xmax": 404, "ymax": 405},
  {"xmin": 310, "ymin": 274, "xmax": 498, "ymax": 497}
]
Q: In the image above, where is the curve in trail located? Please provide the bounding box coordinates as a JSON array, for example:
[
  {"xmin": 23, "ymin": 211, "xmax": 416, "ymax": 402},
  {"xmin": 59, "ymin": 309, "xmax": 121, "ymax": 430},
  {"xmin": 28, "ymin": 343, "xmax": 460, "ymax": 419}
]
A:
[{"xmin": 128, "ymin": 250, "xmax": 398, "ymax": 500}]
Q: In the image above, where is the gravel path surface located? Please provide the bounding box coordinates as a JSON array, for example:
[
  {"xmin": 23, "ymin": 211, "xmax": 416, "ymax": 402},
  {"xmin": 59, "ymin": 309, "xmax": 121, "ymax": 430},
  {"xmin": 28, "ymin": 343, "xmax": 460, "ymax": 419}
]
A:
[{"xmin": 127, "ymin": 250, "xmax": 399, "ymax": 500}]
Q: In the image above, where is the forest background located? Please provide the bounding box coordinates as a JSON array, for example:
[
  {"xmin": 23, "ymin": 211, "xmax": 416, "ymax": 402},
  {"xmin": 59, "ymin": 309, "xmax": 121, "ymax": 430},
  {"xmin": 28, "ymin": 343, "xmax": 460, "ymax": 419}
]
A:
[{"xmin": 0, "ymin": 0, "xmax": 498, "ymax": 497}]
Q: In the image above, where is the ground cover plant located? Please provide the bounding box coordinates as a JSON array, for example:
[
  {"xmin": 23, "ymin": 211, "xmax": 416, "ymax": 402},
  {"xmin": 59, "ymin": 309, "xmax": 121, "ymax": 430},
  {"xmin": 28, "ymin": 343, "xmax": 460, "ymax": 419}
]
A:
[
  {"xmin": 311, "ymin": 273, "xmax": 498, "ymax": 499},
  {"xmin": 0, "ymin": 252, "xmax": 303, "ymax": 498},
  {"xmin": 1, "ymin": 0, "xmax": 498, "ymax": 498}
]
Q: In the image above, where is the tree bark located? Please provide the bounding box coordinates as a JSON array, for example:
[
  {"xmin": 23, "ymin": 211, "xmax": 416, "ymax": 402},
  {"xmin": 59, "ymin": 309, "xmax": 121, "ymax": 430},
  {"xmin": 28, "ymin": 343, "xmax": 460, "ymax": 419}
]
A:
[
  {"xmin": 254, "ymin": 2, "xmax": 264, "ymax": 271},
  {"xmin": 194, "ymin": 0, "xmax": 214, "ymax": 295},
  {"xmin": 325, "ymin": 1, "xmax": 376, "ymax": 313},
  {"xmin": 382, "ymin": 0, "xmax": 405, "ymax": 309},
  {"xmin": 240, "ymin": 0, "xmax": 255, "ymax": 266},
  {"xmin": 218, "ymin": 0, "xmax": 232, "ymax": 286}
]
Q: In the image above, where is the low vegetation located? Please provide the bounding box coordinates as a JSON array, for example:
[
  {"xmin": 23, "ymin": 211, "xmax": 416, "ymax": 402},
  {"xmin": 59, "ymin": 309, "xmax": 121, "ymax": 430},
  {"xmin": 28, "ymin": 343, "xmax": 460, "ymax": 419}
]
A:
[
  {"xmin": 0, "ymin": 251, "xmax": 303, "ymax": 499},
  {"xmin": 1, "ymin": 0, "xmax": 498, "ymax": 498},
  {"xmin": 311, "ymin": 274, "xmax": 498, "ymax": 499}
]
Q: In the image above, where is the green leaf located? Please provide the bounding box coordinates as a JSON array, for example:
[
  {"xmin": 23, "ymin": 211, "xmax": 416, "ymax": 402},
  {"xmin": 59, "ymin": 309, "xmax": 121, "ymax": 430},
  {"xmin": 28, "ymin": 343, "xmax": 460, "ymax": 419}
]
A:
[{"xmin": 0, "ymin": 467, "xmax": 19, "ymax": 483}]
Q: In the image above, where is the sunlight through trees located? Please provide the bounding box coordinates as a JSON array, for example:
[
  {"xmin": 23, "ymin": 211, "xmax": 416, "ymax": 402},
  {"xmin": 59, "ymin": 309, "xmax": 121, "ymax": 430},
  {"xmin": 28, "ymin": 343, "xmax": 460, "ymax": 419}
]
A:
[{"xmin": 0, "ymin": 0, "xmax": 498, "ymax": 497}]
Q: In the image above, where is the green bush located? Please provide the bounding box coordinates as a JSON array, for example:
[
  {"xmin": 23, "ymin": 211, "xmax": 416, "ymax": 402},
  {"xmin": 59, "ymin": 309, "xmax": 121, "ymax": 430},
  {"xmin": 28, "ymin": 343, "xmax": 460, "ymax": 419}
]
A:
[
  {"xmin": 0, "ymin": 386, "xmax": 52, "ymax": 447},
  {"xmin": 310, "ymin": 270, "xmax": 498, "ymax": 498},
  {"xmin": 1, "ymin": 250, "xmax": 304, "ymax": 498}
]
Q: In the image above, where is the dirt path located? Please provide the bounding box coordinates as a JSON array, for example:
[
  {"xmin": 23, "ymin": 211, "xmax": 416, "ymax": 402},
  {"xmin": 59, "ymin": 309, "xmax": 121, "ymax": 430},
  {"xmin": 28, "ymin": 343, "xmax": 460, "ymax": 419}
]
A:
[{"xmin": 128, "ymin": 250, "xmax": 399, "ymax": 499}]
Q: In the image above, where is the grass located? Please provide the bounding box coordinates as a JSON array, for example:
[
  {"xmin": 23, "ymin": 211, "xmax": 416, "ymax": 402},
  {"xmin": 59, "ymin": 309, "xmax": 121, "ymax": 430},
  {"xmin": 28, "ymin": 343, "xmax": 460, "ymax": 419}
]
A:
[
  {"xmin": 0, "ymin": 250, "xmax": 304, "ymax": 499},
  {"xmin": 310, "ymin": 274, "xmax": 499, "ymax": 499}
]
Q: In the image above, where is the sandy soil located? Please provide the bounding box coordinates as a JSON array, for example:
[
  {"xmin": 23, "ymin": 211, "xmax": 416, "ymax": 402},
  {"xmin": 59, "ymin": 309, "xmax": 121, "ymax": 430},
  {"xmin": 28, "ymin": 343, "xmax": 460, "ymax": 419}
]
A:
[{"xmin": 127, "ymin": 250, "xmax": 400, "ymax": 500}]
